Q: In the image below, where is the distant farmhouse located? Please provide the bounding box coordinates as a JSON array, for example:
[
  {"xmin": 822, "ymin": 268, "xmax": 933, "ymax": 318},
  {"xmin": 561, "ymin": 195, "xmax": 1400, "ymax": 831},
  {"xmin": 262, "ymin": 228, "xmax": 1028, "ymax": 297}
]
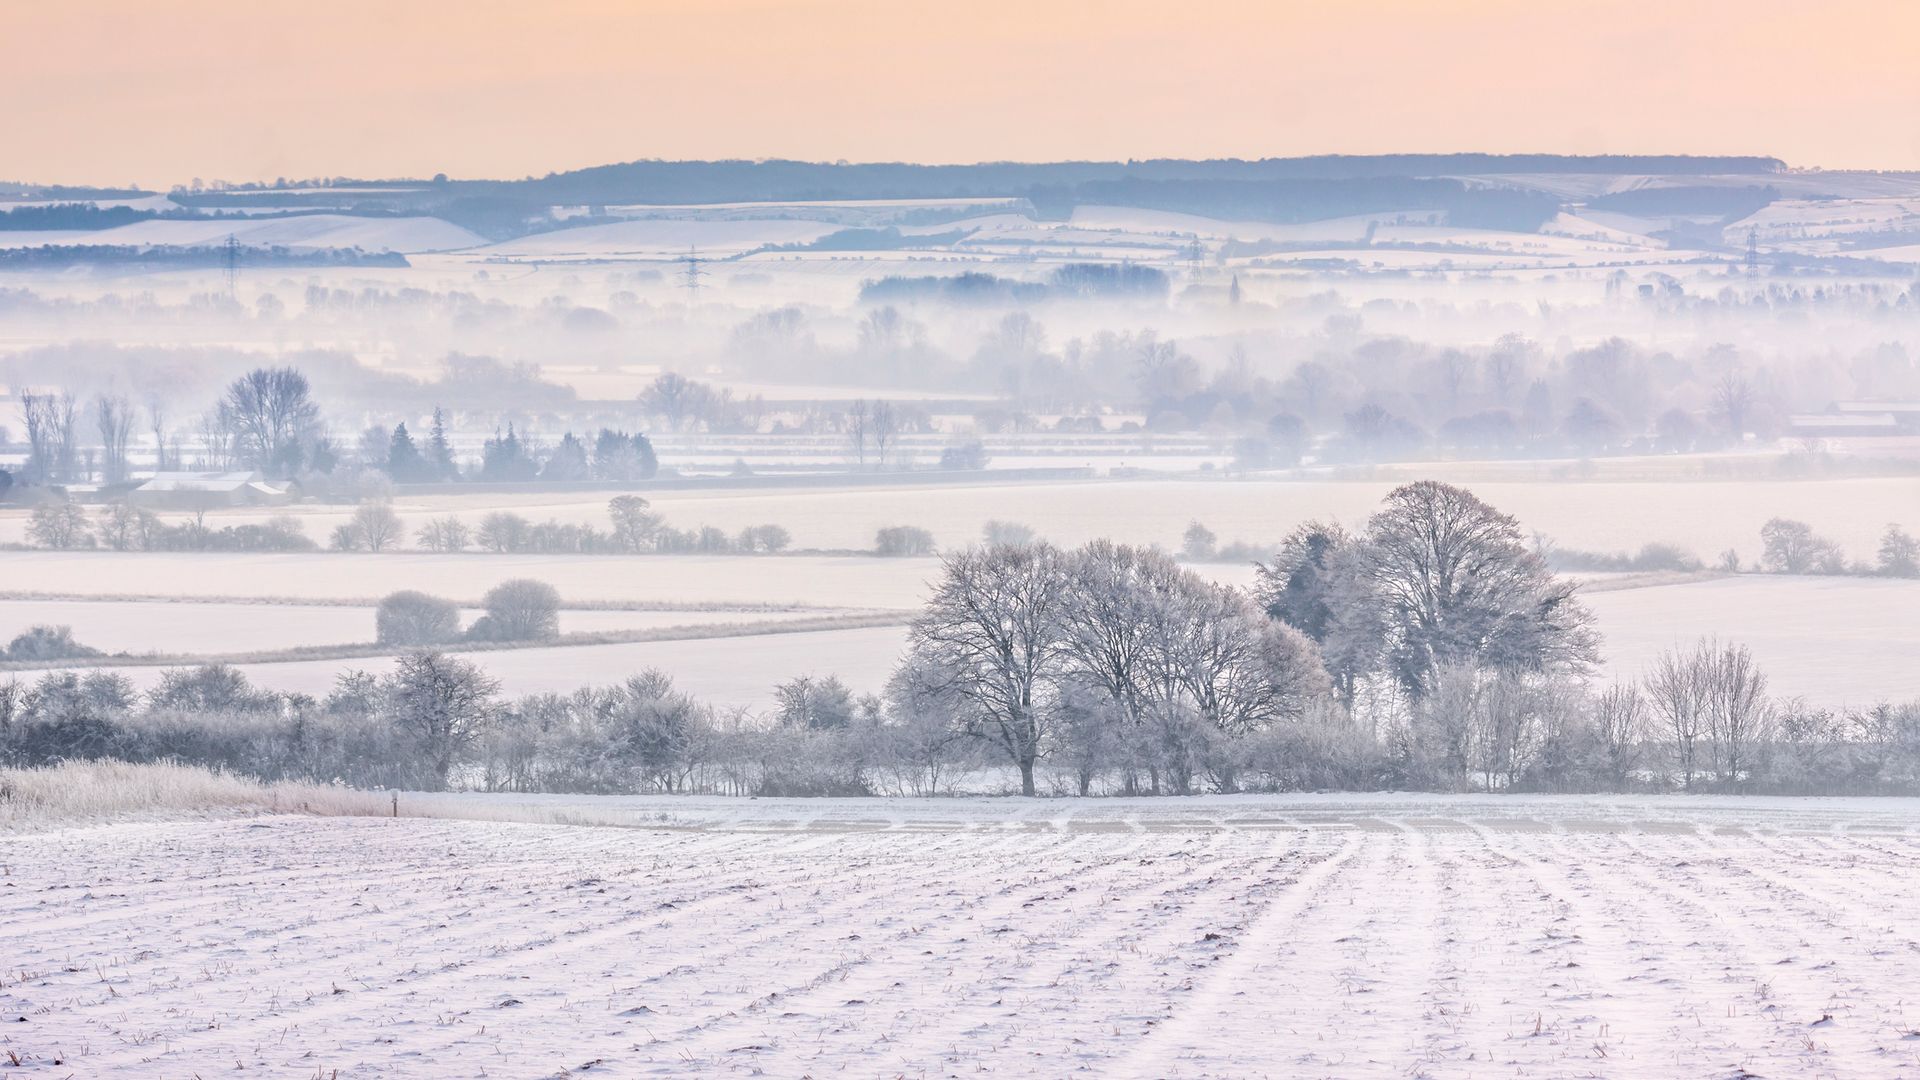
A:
[{"xmin": 127, "ymin": 471, "xmax": 293, "ymax": 509}]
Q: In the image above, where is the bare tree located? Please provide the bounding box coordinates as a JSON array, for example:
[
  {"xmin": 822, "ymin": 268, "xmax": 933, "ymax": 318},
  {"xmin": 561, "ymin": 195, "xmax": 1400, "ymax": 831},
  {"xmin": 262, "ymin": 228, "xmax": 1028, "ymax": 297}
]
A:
[
  {"xmin": 1157, "ymin": 582, "xmax": 1329, "ymax": 737},
  {"xmin": 1485, "ymin": 333, "xmax": 1532, "ymax": 406},
  {"xmin": 381, "ymin": 651, "xmax": 499, "ymax": 789},
  {"xmin": 1156, "ymin": 585, "xmax": 1329, "ymax": 792},
  {"xmin": 347, "ymin": 502, "xmax": 403, "ymax": 552},
  {"xmin": 48, "ymin": 393, "xmax": 78, "ymax": 484},
  {"xmin": 884, "ymin": 654, "xmax": 981, "ymax": 796},
  {"xmin": 1056, "ymin": 541, "xmax": 1178, "ymax": 732},
  {"xmin": 1880, "ymin": 524, "xmax": 1920, "ymax": 577},
  {"xmin": 197, "ymin": 410, "xmax": 235, "ymax": 470},
  {"xmin": 906, "ymin": 543, "xmax": 1071, "ymax": 796},
  {"xmin": 858, "ymin": 306, "xmax": 911, "ymax": 353},
  {"xmin": 1468, "ymin": 671, "xmax": 1543, "ymax": 791},
  {"xmin": 845, "ymin": 399, "xmax": 871, "ymax": 469},
  {"xmin": 773, "ymin": 674, "xmax": 857, "ymax": 730},
  {"xmin": 983, "ymin": 520, "xmax": 1039, "ymax": 548},
  {"xmin": 1054, "ymin": 541, "xmax": 1183, "ymax": 790},
  {"xmin": 95, "ymin": 501, "xmax": 159, "ymax": 551},
  {"xmin": 1357, "ymin": 481, "xmax": 1599, "ymax": 695},
  {"xmin": 1702, "ymin": 640, "xmax": 1771, "ymax": 786},
  {"xmin": 1592, "ymin": 684, "xmax": 1646, "ymax": 790},
  {"xmin": 146, "ymin": 396, "xmax": 171, "ymax": 472},
  {"xmin": 415, "ymin": 515, "xmax": 471, "ymax": 552},
  {"xmin": 1710, "ymin": 363, "xmax": 1754, "ymax": 440},
  {"xmin": 870, "ymin": 400, "xmax": 899, "ymax": 468},
  {"xmin": 1760, "ymin": 518, "xmax": 1843, "ymax": 574},
  {"xmin": 1285, "ymin": 360, "xmax": 1335, "ymax": 419},
  {"xmin": 94, "ymin": 394, "xmax": 135, "ymax": 485},
  {"xmin": 1411, "ymin": 662, "xmax": 1482, "ymax": 788},
  {"xmin": 614, "ymin": 669, "xmax": 709, "ymax": 792},
  {"xmin": 16, "ymin": 389, "xmax": 78, "ymax": 484},
  {"xmin": 1434, "ymin": 349, "xmax": 1476, "ymax": 411},
  {"xmin": 218, "ymin": 367, "xmax": 319, "ymax": 476},
  {"xmin": 607, "ymin": 494, "xmax": 662, "ymax": 552},
  {"xmin": 27, "ymin": 501, "xmax": 93, "ymax": 549},
  {"xmin": 14, "ymin": 387, "xmax": 49, "ymax": 483},
  {"xmin": 640, "ymin": 372, "xmax": 705, "ymax": 432},
  {"xmin": 1645, "ymin": 645, "xmax": 1710, "ymax": 789}
]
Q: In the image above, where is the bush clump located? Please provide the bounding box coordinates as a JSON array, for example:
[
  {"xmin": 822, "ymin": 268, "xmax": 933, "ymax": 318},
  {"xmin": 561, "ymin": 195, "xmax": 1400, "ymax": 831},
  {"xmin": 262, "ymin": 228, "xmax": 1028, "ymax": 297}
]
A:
[
  {"xmin": 4, "ymin": 625, "xmax": 102, "ymax": 662},
  {"xmin": 465, "ymin": 579, "xmax": 561, "ymax": 642},
  {"xmin": 875, "ymin": 525, "xmax": 936, "ymax": 557},
  {"xmin": 375, "ymin": 591, "xmax": 462, "ymax": 646}
]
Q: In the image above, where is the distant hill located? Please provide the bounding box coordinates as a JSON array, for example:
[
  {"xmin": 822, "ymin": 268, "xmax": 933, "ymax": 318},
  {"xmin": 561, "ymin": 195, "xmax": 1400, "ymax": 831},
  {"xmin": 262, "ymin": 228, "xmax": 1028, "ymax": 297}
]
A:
[
  {"xmin": 278, "ymin": 156, "xmax": 1790, "ymax": 238},
  {"xmin": 472, "ymin": 154, "xmax": 1785, "ymax": 207},
  {"xmin": 26, "ymin": 155, "xmax": 1798, "ymax": 242}
]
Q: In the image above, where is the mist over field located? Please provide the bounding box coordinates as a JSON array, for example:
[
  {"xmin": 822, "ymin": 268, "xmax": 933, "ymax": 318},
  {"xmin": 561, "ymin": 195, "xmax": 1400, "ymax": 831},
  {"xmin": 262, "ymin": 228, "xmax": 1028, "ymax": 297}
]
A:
[{"xmin": 6, "ymin": 38, "xmax": 1920, "ymax": 1071}]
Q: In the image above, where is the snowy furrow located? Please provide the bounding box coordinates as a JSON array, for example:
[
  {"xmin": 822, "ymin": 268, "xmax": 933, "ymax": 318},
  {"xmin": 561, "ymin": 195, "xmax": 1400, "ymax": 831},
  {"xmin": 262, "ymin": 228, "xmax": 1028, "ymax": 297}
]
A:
[{"xmin": 7, "ymin": 802, "xmax": 1920, "ymax": 1078}]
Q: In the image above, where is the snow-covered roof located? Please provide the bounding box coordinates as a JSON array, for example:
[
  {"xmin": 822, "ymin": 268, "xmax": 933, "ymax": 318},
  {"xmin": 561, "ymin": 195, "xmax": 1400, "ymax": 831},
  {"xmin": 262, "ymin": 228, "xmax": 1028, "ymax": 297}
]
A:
[
  {"xmin": 1788, "ymin": 413, "xmax": 1899, "ymax": 429},
  {"xmin": 1835, "ymin": 401, "xmax": 1920, "ymax": 414},
  {"xmin": 136, "ymin": 471, "xmax": 279, "ymax": 493}
]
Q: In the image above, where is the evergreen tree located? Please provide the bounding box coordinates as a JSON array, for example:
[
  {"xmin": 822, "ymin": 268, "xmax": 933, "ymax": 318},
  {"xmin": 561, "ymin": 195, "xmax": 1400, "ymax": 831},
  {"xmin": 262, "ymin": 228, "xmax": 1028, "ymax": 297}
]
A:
[
  {"xmin": 386, "ymin": 423, "xmax": 431, "ymax": 482},
  {"xmin": 591, "ymin": 429, "xmax": 661, "ymax": 481},
  {"xmin": 426, "ymin": 407, "xmax": 457, "ymax": 480},
  {"xmin": 541, "ymin": 432, "xmax": 591, "ymax": 482},
  {"xmin": 632, "ymin": 432, "xmax": 659, "ymax": 479},
  {"xmin": 480, "ymin": 424, "xmax": 538, "ymax": 481}
]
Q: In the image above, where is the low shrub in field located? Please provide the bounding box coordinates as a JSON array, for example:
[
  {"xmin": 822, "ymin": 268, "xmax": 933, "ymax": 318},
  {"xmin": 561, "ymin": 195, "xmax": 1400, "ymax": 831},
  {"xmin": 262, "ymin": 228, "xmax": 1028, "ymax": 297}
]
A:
[
  {"xmin": 376, "ymin": 590, "xmax": 462, "ymax": 646},
  {"xmin": 4, "ymin": 625, "xmax": 102, "ymax": 662},
  {"xmin": 1542, "ymin": 540, "xmax": 1706, "ymax": 573},
  {"xmin": 875, "ymin": 525, "xmax": 935, "ymax": 557},
  {"xmin": 466, "ymin": 579, "xmax": 560, "ymax": 641}
]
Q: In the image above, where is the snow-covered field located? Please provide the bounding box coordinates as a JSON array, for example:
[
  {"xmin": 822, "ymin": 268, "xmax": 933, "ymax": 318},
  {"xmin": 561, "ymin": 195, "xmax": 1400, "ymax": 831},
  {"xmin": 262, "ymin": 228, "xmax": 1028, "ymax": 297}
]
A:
[
  {"xmin": 477, "ymin": 218, "xmax": 841, "ymax": 259},
  {"xmin": 8, "ymin": 794, "xmax": 1920, "ymax": 1078},
  {"xmin": 0, "ymin": 599, "xmax": 840, "ymax": 656},
  {"xmin": 63, "ymin": 576, "xmax": 1920, "ymax": 710},
  {"xmin": 0, "ymin": 551, "xmax": 943, "ymax": 608},
  {"xmin": 7, "ymin": 555, "xmax": 1912, "ymax": 710},
  {"xmin": 6, "ymin": 475, "xmax": 1903, "ymax": 560},
  {"xmin": 91, "ymin": 624, "xmax": 911, "ymax": 706},
  {"xmin": 0, "ymin": 214, "xmax": 484, "ymax": 253},
  {"xmin": 1587, "ymin": 575, "xmax": 1920, "ymax": 708}
]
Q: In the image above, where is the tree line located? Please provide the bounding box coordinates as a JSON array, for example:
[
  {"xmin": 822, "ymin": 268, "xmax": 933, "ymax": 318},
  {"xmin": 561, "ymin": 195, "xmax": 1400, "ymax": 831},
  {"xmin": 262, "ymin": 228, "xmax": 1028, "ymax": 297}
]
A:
[
  {"xmin": 5, "ymin": 636, "xmax": 1915, "ymax": 799},
  {"xmin": 4, "ymin": 366, "xmax": 660, "ymax": 492},
  {"xmin": 11, "ymin": 482, "xmax": 1914, "ymax": 797}
]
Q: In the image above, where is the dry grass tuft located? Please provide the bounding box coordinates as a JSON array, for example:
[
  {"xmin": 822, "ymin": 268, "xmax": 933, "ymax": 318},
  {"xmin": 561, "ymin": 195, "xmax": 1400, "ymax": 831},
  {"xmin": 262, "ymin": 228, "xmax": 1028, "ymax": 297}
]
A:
[
  {"xmin": 0, "ymin": 760, "xmax": 687, "ymax": 833},
  {"xmin": 0, "ymin": 760, "xmax": 392, "ymax": 830}
]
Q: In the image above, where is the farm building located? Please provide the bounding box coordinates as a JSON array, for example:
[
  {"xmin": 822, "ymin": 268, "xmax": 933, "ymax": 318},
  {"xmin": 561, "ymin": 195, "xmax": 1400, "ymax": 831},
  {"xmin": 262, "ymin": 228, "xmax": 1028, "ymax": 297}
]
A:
[
  {"xmin": 1787, "ymin": 402, "xmax": 1920, "ymax": 439},
  {"xmin": 1835, "ymin": 401, "xmax": 1920, "ymax": 429},
  {"xmin": 127, "ymin": 471, "xmax": 293, "ymax": 509},
  {"xmin": 1788, "ymin": 412, "xmax": 1903, "ymax": 438}
]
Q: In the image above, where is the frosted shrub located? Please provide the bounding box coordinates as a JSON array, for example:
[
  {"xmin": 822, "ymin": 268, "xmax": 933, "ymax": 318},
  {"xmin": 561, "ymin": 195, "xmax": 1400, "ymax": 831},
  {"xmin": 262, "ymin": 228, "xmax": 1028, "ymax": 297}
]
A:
[
  {"xmin": 375, "ymin": 590, "xmax": 461, "ymax": 646},
  {"xmin": 875, "ymin": 525, "xmax": 935, "ymax": 556},
  {"xmin": 466, "ymin": 578, "xmax": 560, "ymax": 641}
]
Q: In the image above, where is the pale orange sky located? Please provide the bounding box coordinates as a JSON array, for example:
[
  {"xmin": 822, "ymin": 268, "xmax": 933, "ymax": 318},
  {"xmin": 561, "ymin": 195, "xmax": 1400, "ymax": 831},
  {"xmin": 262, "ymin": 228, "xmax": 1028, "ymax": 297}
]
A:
[{"xmin": 6, "ymin": 0, "xmax": 1919, "ymax": 186}]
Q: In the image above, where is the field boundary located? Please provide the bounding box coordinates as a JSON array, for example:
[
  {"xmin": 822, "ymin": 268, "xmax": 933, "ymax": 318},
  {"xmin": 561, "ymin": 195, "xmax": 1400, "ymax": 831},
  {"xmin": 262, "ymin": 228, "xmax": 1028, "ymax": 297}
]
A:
[
  {"xmin": 0, "ymin": 611, "xmax": 911, "ymax": 675},
  {"xmin": 0, "ymin": 589, "xmax": 879, "ymax": 613}
]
